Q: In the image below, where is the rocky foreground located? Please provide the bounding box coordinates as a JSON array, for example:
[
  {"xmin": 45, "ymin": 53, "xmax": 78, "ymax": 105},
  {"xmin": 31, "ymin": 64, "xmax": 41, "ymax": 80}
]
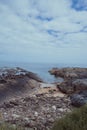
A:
[
  {"xmin": 0, "ymin": 67, "xmax": 71, "ymax": 130},
  {"xmin": 0, "ymin": 95, "xmax": 71, "ymax": 130},
  {"xmin": 0, "ymin": 67, "xmax": 87, "ymax": 129}
]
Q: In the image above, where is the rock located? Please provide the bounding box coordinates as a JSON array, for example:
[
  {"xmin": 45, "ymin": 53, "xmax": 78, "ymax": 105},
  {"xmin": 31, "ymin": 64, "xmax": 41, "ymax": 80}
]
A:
[
  {"xmin": 0, "ymin": 79, "xmax": 7, "ymax": 84},
  {"xmin": 28, "ymin": 79, "xmax": 40, "ymax": 89},
  {"xmin": 52, "ymin": 106, "xmax": 56, "ymax": 111},
  {"xmin": 57, "ymin": 78, "xmax": 87, "ymax": 94},
  {"xmin": 57, "ymin": 81, "xmax": 74, "ymax": 94},
  {"xmin": 12, "ymin": 114, "xmax": 20, "ymax": 119},
  {"xmin": 0, "ymin": 67, "xmax": 43, "ymax": 82},
  {"xmin": 0, "ymin": 67, "xmax": 43, "ymax": 104},
  {"xmin": 49, "ymin": 67, "xmax": 87, "ymax": 94},
  {"xmin": 72, "ymin": 79, "xmax": 87, "ymax": 91},
  {"xmin": 58, "ymin": 108, "xmax": 64, "ymax": 112},
  {"xmin": 70, "ymin": 91, "xmax": 87, "ymax": 107},
  {"xmin": 34, "ymin": 112, "xmax": 38, "ymax": 117},
  {"xmin": 26, "ymin": 72, "xmax": 43, "ymax": 82},
  {"xmin": 49, "ymin": 67, "xmax": 87, "ymax": 79}
]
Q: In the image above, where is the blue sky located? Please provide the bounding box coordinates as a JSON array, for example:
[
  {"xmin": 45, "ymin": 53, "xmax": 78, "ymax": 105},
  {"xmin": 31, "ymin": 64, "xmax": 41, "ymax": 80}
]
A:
[{"xmin": 0, "ymin": 0, "xmax": 87, "ymax": 64}]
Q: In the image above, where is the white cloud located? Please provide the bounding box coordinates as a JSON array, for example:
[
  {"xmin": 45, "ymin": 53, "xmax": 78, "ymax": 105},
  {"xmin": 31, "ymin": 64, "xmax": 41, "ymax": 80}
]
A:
[{"xmin": 0, "ymin": 0, "xmax": 87, "ymax": 64}]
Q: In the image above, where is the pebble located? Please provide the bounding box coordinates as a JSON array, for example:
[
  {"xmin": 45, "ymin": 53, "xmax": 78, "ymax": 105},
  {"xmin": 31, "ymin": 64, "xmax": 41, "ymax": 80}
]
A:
[
  {"xmin": 58, "ymin": 108, "xmax": 64, "ymax": 112},
  {"xmin": 34, "ymin": 112, "xmax": 38, "ymax": 117},
  {"xmin": 52, "ymin": 106, "xmax": 56, "ymax": 111}
]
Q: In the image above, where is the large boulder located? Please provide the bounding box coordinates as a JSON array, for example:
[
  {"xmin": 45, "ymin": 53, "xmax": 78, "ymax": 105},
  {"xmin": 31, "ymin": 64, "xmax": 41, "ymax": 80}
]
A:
[
  {"xmin": 70, "ymin": 91, "xmax": 87, "ymax": 107},
  {"xmin": 57, "ymin": 81, "xmax": 74, "ymax": 94},
  {"xmin": 72, "ymin": 79, "xmax": 87, "ymax": 91},
  {"xmin": 58, "ymin": 79, "xmax": 87, "ymax": 94}
]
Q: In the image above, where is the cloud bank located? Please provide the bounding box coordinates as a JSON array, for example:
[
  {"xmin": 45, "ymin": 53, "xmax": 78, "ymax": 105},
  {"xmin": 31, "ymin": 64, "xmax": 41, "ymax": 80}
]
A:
[{"xmin": 0, "ymin": 0, "xmax": 87, "ymax": 64}]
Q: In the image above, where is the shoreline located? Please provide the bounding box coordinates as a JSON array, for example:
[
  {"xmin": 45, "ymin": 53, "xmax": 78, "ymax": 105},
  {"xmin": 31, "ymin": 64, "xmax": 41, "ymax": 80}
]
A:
[{"xmin": 0, "ymin": 67, "xmax": 87, "ymax": 129}]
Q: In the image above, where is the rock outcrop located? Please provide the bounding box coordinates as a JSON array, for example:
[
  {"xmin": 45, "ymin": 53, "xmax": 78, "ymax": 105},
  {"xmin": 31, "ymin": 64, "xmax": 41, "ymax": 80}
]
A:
[
  {"xmin": 49, "ymin": 67, "xmax": 87, "ymax": 79},
  {"xmin": 57, "ymin": 78, "xmax": 87, "ymax": 94},
  {"xmin": 49, "ymin": 67, "xmax": 87, "ymax": 94},
  {"xmin": 0, "ymin": 67, "xmax": 43, "ymax": 82},
  {"xmin": 49, "ymin": 67, "xmax": 87, "ymax": 107},
  {"xmin": 0, "ymin": 67, "xmax": 43, "ymax": 103}
]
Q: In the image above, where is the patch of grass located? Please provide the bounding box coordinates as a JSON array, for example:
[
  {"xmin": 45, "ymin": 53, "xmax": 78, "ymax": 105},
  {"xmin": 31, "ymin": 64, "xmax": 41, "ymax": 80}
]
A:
[
  {"xmin": 52, "ymin": 105, "xmax": 87, "ymax": 130},
  {"xmin": 0, "ymin": 123, "xmax": 24, "ymax": 130}
]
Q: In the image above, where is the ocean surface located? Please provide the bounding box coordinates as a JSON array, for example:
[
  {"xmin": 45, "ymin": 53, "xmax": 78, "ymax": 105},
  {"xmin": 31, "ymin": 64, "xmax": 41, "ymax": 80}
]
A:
[{"xmin": 0, "ymin": 61, "xmax": 87, "ymax": 83}]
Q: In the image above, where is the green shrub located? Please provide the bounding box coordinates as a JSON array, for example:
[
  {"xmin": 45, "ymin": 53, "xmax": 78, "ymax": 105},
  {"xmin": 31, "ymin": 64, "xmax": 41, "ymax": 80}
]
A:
[{"xmin": 52, "ymin": 105, "xmax": 87, "ymax": 130}]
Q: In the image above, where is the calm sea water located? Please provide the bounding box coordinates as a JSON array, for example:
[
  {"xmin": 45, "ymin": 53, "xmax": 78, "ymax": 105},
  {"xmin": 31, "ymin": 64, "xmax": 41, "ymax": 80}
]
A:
[{"xmin": 0, "ymin": 62, "xmax": 87, "ymax": 83}]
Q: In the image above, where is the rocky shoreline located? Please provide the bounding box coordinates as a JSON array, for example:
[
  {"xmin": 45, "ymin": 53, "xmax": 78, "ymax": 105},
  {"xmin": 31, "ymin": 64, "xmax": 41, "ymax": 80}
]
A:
[
  {"xmin": 49, "ymin": 67, "xmax": 87, "ymax": 107},
  {"xmin": 0, "ymin": 67, "xmax": 87, "ymax": 129}
]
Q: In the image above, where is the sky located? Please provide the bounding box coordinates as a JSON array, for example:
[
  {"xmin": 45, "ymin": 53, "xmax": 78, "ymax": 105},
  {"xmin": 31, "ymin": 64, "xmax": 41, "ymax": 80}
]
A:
[{"xmin": 0, "ymin": 0, "xmax": 87, "ymax": 64}]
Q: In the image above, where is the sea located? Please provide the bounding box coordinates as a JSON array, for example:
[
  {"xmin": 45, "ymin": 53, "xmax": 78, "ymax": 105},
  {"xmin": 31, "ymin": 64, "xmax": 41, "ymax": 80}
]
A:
[{"xmin": 0, "ymin": 61, "xmax": 87, "ymax": 83}]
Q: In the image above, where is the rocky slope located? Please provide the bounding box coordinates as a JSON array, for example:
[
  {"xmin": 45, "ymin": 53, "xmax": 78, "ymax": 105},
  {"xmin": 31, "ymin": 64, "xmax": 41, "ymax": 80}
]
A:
[
  {"xmin": 0, "ymin": 67, "xmax": 43, "ymax": 104},
  {"xmin": 0, "ymin": 95, "xmax": 71, "ymax": 130}
]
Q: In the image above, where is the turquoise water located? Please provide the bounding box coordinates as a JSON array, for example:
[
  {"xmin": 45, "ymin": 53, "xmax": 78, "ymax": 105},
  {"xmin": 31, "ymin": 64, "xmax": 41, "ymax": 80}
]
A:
[{"xmin": 0, "ymin": 61, "xmax": 87, "ymax": 83}]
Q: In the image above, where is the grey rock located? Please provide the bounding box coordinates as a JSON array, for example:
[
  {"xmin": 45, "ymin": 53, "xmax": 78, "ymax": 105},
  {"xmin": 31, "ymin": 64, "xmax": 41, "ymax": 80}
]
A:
[
  {"xmin": 70, "ymin": 92, "xmax": 87, "ymax": 107},
  {"xmin": 49, "ymin": 67, "xmax": 87, "ymax": 79},
  {"xmin": 0, "ymin": 67, "xmax": 43, "ymax": 104},
  {"xmin": 72, "ymin": 79, "xmax": 87, "ymax": 91}
]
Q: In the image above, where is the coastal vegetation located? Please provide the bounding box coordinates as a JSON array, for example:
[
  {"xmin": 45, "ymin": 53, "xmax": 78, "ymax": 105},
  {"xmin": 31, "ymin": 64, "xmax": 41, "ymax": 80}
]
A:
[
  {"xmin": 0, "ymin": 124, "xmax": 23, "ymax": 130},
  {"xmin": 1, "ymin": 105, "xmax": 87, "ymax": 130},
  {"xmin": 52, "ymin": 105, "xmax": 87, "ymax": 130}
]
